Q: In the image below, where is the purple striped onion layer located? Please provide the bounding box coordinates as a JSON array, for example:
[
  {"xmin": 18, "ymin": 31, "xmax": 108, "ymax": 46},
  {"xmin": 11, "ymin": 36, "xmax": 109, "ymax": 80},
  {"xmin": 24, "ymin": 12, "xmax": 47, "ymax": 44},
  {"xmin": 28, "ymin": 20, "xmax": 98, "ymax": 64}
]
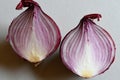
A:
[
  {"xmin": 60, "ymin": 14, "xmax": 116, "ymax": 78},
  {"xmin": 7, "ymin": 0, "xmax": 61, "ymax": 63}
]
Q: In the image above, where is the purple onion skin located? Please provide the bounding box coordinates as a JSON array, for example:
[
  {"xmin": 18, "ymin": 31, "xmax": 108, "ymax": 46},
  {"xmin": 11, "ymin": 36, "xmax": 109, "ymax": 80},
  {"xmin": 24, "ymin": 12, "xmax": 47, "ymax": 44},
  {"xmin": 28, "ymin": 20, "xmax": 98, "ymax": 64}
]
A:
[
  {"xmin": 60, "ymin": 14, "xmax": 116, "ymax": 78},
  {"xmin": 7, "ymin": 0, "xmax": 61, "ymax": 63}
]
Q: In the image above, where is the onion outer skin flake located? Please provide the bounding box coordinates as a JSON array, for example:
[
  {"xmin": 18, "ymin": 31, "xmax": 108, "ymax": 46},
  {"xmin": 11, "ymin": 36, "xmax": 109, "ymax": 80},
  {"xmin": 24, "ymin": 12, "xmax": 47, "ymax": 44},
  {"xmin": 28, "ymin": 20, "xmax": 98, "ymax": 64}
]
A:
[
  {"xmin": 60, "ymin": 14, "xmax": 116, "ymax": 78},
  {"xmin": 7, "ymin": 0, "xmax": 61, "ymax": 63}
]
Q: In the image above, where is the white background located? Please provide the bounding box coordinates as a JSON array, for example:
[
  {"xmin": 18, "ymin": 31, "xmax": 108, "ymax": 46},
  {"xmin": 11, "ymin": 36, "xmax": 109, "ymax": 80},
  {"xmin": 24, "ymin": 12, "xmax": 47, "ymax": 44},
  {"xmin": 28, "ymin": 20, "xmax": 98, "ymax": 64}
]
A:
[{"xmin": 0, "ymin": 0, "xmax": 120, "ymax": 80}]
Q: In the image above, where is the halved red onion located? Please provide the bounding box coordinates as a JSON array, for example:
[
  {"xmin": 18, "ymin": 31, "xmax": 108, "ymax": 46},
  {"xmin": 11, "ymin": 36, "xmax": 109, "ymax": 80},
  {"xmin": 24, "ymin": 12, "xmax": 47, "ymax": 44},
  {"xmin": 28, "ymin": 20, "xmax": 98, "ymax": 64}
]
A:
[
  {"xmin": 60, "ymin": 14, "xmax": 116, "ymax": 78},
  {"xmin": 7, "ymin": 0, "xmax": 61, "ymax": 63}
]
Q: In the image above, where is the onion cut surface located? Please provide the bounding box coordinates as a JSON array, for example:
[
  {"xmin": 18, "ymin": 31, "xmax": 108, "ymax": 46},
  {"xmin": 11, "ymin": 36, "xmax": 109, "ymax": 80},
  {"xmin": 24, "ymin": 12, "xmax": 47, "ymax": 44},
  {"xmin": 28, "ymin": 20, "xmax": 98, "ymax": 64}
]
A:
[
  {"xmin": 7, "ymin": 0, "xmax": 61, "ymax": 63},
  {"xmin": 60, "ymin": 14, "xmax": 116, "ymax": 78}
]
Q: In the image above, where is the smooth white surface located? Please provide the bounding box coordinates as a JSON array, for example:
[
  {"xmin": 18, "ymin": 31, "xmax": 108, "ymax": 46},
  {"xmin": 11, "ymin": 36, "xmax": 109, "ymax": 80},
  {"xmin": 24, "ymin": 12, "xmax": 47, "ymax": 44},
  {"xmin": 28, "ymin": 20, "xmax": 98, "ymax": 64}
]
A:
[{"xmin": 0, "ymin": 0, "xmax": 120, "ymax": 80}]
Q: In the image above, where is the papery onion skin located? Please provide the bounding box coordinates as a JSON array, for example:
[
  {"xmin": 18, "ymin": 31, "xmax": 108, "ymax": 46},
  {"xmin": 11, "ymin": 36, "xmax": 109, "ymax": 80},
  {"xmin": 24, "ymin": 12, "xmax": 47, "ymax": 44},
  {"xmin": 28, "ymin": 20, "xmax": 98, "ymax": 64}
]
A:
[
  {"xmin": 60, "ymin": 14, "xmax": 116, "ymax": 78},
  {"xmin": 7, "ymin": 0, "xmax": 61, "ymax": 63}
]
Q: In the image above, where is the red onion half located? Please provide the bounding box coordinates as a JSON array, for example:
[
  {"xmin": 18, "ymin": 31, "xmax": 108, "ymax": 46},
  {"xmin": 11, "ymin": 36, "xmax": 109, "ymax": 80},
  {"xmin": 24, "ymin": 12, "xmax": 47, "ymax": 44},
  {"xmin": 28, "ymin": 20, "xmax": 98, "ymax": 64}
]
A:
[
  {"xmin": 7, "ymin": 0, "xmax": 61, "ymax": 63},
  {"xmin": 60, "ymin": 14, "xmax": 116, "ymax": 78}
]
